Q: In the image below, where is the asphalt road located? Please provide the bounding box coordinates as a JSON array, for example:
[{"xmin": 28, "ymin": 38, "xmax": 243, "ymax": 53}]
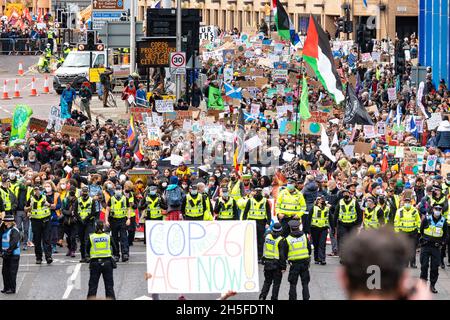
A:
[{"xmin": 1, "ymin": 241, "xmax": 450, "ymax": 300}]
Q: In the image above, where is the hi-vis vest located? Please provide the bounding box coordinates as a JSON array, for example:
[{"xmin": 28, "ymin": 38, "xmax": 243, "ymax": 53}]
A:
[
  {"xmin": 127, "ymin": 193, "xmax": 136, "ymax": 217},
  {"xmin": 379, "ymin": 204, "xmax": 391, "ymax": 223},
  {"xmin": 311, "ymin": 206, "xmax": 329, "ymax": 228},
  {"xmin": 110, "ymin": 196, "xmax": 128, "ymax": 219},
  {"xmin": 2, "ymin": 227, "xmax": 20, "ymax": 256},
  {"xmin": 0, "ymin": 188, "xmax": 12, "ymax": 211},
  {"xmin": 248, "ymin": 198, "xmax": 267, "ymax": 220},
  {"xmin": 228, "ymin": 181, "xmax": 242, "ymax": 200},
  {"xmin": 78, "ymin": 197, "xmax": 93, "ymax": 221},
  {"xmin": 185, "ymin": 194, "xmax": 204, "ymax": 218},
  {"xmin": 89, "ymin": 233, "xmax": 112, "ymax": 258},
  {"xmin": 394, "ymin": 207, "xmax": 419, "ymax": 233},
  {"xmin": 363, "ymin": 207, "xmax": 380, "ymax": 229},
  {"xmin": 338, "ymin": 199, "xmax": 357, "ymax": 223},
  {"xmin": 430, "ymin": 196, "xmax": 447, "ymax": 214},
  {"xmin": 286, "ymin": 234, "xmax": 309, "ymax": 261},
  {"xmin": 30, "ymin": 196, "xmax": 50, "ymax": 219},
  {"xmin": 145, "ymin": 196, "xmax": 162, "ymax": 219},
  {"xmin": 392, "ymin": 195, "xmax": 400, "ymax": 210},
  {"xmin": 9, "ymin": 183, "xmax": 19, "ymax": 198},
  {"xmin": 263, "ymin": 233, "xmax": 282, "ymax": 260},
  {"xmin": 26, "ymin": 187, "xmax": 33, "ymax": 202},
  {"xmin": 277, "ymin": 189, "xmax": 306, "ymax": 217},
  {"xmin": 218, "ymin": 197, "xmax": 234, "ymax": 220},
  {"xmin": 424, "ymin": 216, "xmax": 446, "ymax": 239}
]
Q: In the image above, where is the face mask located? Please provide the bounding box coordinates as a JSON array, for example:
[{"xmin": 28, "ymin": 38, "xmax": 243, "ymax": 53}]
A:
[
  {"xmin": 351, "ymin": 170, "xmax": 356, "ymax": 175},
  {"xmin": 287, "ymin": 184, "xmax": 295, "ymax": 191},
  {"xmin": 376, "ymin": 189, "xmax": 383, "ymax": 195},
  {"xmin": 182, "ymin": 184, "xmax": 188, "ymax": 189},
  {"xmin": 8, "ymin": 173, "xmax": 15, "ymax": 180},
  {"xmin": 204, "ymin": 187, "xmax": 209, "ymax": 193},
  {"xmin": 356, "ymin": 192, "xmax": 363, "ymax": 197},
  {"xmin": 344, "ymin": 194, "xmax": 350, "ymax": 200},
  {"xmin": 45, "ymin": 187, "xmax": 52, "ymax": 193},
  {"xmin": 82, "ymin": 193, "xmax": 89, "ymax": 198},
  {"xmin": 115, "ymin": 191, "xmax": 122, "ymax": 198},
  {"xmin": 231, "ymin": 176, "xmax": 237, "ymax": 182},
  {"xmin": 161, "ymin": 182, "xmax": 167, "ymax": 188},
  {"xmin": 191, "ymin": 190, "xmax": 198, "ymax": 196},
  {"xmin": 404, "ymin": 203, "xmax": 411, "ymax": 209},
  {"xmin": 222, "ymin": 192, "xmax": 229, "ymax": 198},
  {"xmin": 360, "ymin": 168, "xmax": 367, "ymax": 174},
  {"xmin": 149, "ymin": 191, "xmax": 156, "ymax": 196},
  {"xmin": 434, "ymin": 211, "xmax": 442, "ymax": 217},
  {"xmin": 69, "ymin": 191, "xmax": 76, "ymax": 196},
  {"xmin": 375, "ymin": 168, "xmax": 381, "ymax": 173},
  {"xmin": 60, "ymin": 184, "xmax": 66, "ymax": 190}
]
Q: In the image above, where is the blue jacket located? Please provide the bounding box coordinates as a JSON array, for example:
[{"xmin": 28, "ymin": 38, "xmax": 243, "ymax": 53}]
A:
[{"xmin": 61, "ymin": 88, "xmax": 77, "ymax": 103}]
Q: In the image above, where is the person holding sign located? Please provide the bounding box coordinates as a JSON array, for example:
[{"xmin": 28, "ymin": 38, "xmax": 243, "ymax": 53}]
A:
[
  {"xmin": 282, "ymin": 219, "xmax": 312, "ymax": 301},
  {"xmin": 242, "ymin": 187, "xmax": 271, "ymax": 262},
  {"xmin": 181, "ymin": 184, "xmax": 208, "ymax": 220},
  {"xmin": 259, "ymin": 222, "xmax": 286, "ymax": 300},
  {"xmin": 105, "ymin": 185, "xmax": 132, "ymax": 262}
]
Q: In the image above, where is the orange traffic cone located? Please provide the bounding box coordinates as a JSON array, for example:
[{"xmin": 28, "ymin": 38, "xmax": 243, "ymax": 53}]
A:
[
  {"xmin": 42, "ymin": 76, "xmax": 50, "ymax": 94},
  {"xmin": 1, "ymin": 80, "xmax": 10, "ymax": 100},
  {"xmin": 30, "ymin": 77, "xmax": 37, "ymax": 96},
  {"xmin": 13, "ymin": 79, "xmax": 21, "ymax": 98},
  {"xmin": 17, "ymin": 62, "xmax": 24, "ymax": 76}
]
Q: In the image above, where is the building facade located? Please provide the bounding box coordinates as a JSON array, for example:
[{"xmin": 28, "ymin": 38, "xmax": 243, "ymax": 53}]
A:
[{"xmin": 138, "ymin": 0, "xmax": 418, "ymax": 41}]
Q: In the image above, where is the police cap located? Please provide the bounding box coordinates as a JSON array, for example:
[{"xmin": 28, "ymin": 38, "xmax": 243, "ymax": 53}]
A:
[
  {"xmin": 81, "ymin": 186, "xmax": 89, "ymax": 192},
  {"xmin": 433, "ymin": 204, "xmax": 443, "ymax": 210},
  {"xmin": 272, "ymin": 223, "xmax": 282, "ymax": 232},
  {"xmin": 288, "ymin": 219, "xmax": 300, "ymax": 230}
]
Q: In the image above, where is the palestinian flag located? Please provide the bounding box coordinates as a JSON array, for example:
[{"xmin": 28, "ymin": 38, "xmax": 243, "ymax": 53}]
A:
[
  {"xmin": 303, "ymin": 15, "xmax": 345, "ymax": 104},
  {"xmin": 272, "ymin": 0, "xmax": 299, "ymax": 46}
]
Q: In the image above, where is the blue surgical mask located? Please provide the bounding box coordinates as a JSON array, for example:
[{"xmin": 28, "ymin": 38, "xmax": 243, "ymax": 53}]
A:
[
  {"xmin": 115, "ymin": 191, "xmax": 122, "ymax": 198},
  {"xmin": 149, "ymin": 191, "xmax": 156, "ymax": 196},
  {"xmin": 404, "ymin": 203, "xmax": 411, "ymax": 209},
  {"xmin": 434, "ymin": 211, "xmax": 442, "ymax": 217},
  {"xmin": 191, "ymin": 190, "xmax": 198, "ymax": 196},
  {"xmin": 287, "ymin": 184, "xmax": 295, "ymax": 191}
]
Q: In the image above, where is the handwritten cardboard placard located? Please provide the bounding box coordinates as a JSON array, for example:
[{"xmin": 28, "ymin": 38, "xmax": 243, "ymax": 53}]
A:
[
  {"xmin": 176, "ymin": 111, "xmax": 193, "ymax": 121},
  {"xmin": 239, "ymin": 80, "xmax": 256, "ymax": 88},
  {"xmin": 255, "ymin": 77, "xmax": 268, "ymax": 87},
  {"xmin": 308, "ymin": 111, "xmax": 329, "ymax": 124},
  {"xmin": 130, "ymin": 107, "xmax": 149, "ymax": 122},
  {"xmin": 441, "ymin": 163, "xmax": 450, "ymax": 178},
  {"xmin": 145, "ymin": 221, "xmax": 259, "ymax": 293},
  {"xmin": 156, "ymin": 100, "xmax": 175, "ymax": 113},
  {"xmin": 403, "ymin": 149, "xmax": 417, "ymax": 175},
  {"xmin": 61, "ymin": 125, "xmax": 81, "ymax": 139},
  {"xmin": 29, "ymin": 118, "xmax": 48, "ymax": 133},
  {"xmin": 354, "ymin": 142, "xmax": 371, "ymax": 155},
  {"xmin": 207, "ymin": 110, "xmax": 222, "ymax": 121}
]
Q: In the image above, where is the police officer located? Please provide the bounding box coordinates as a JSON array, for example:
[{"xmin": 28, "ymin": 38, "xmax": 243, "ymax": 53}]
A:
[
  {"xmin": 1, "ymin": 215, "xmax": 20, "ymax": 294},
  {"xmin": 86, "ymin": 221, "xmax": 116, "ymax": 300},
  {"xmin": 363, "ymin": 196, "xmax": 384, "ymax": 230},
  {"xmin": 44, "ymin": 43, "xmax": 52, "ymax": 63},
  {"xmin": 181, "ymin": 184, "xmax": 208, "ymax": 220},
  {"xmin": 63, "ymin": 42, "xmax": 71, "ymax": 59},
  {"xmin": 0, "ymin": 174, "xmax": 17, "ymax": 217},
  {"xmin": 228, "ymin": 171, "xmax": 244, "ymax": 202},
  {"xmin": 276, "ymin": 179, "xmax": 308, "ymax": 238},
  {"xmin": 259, "ymin": 222, "xmax": 286, "ymax": 300},
  {"xmin": 25, "ymin": 186, "xmax": 52, "ymax": 264},
  {"xmin": 282, "ymin": 219, "xmax": 311, "ymax": 300},
  {"xmin": 213, "ymin": 188, "xmax": 239, "ymax": 220},
  {"xmin": 334, "ymin": 189, "xmax": 362, "ymax": 260},
  {"xmin": 123, "ymin": 183, "xmax": 137, "ymax": 246},
  {"xmin": 243, "ymin": 187, "xmax": 271, "ymax": 262},
  {"xmin": 105, "ymin": 185, "xmax": 131, "ymax": 262},
  {"xmin": 377, "ymin": 195, "xmax": 392, "ymax": 224},
  {"xmin": 394, "ymin": 196, "xmax": 421, "ymax": 268},
  {"xmin": 419, "ymin": 204, "xmax": 448, "ymax": 293},
  {"xmin": 76, "ymin": 186, "xmax": 97, "ymax": 263},
  {"xmin": 308, "ymin": 196, "xmax": 331, "ymax": 265},
  {"xmin": 138, "ymin": 185, "xmax": 166, "ymax": 244},
  {"xmin": 47, "ymin": 29, "xmax": 54, "ymax": 52}
]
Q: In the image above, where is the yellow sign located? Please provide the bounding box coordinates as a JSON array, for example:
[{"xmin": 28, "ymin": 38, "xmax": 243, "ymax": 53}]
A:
[
  {"xmin": 146, "ymin": 93, "xmax": 176, "ymax": 101},
  {"xmin": 89, "ymin": 68, "xmax": 106, "ymax": 83}
]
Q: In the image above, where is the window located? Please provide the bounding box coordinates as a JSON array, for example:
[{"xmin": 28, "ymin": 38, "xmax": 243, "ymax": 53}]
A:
[
  {"xmin": 238, "ymin": 11, "xmax": 243, "ymax": 31},
  {"xmin": 223, "ymin": 10, "xmax": 227, "ymax": 30},
  {"xmin": 93, "ymin": 54, "xmax": 105, "ymax": 68},
  {"xmin": 246, "ymin": 10, "xmax": 251, "ymax": 26},
  {"xmin": 214, "ymin": 9, "xmax": 219, "ymax": 25},
  {"xmin": 230, "ymin": 11, "xmax": 234, "ymax": 30},
  {"xmin": 206, "ymin": 9, "xmax": 210, "ymax": 24}
]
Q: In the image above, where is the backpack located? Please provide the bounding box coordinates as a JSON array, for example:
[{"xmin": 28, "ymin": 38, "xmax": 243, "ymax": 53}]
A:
[{"xmin": 166, "ymin": 187, "xmax": 182, "ymax": 207}]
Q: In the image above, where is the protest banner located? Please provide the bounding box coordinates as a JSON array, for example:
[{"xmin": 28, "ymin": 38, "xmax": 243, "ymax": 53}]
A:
[
  {"xmin": 130, "ymin": 107, "xmax": 149, "ymax": 122},
  {"xmin": 223, "ymin": 67, "xmax": 233, "ymax": 83},
  {"xmin": 363, "ymin": 125, "xmax": 376, "ymax": 138},
  {"xmin": 61, "ymin": 125, "xmax": 81, "ymax": 139},
  {"xmin": 207, "ymin": 110, "xmax": 222, "ymax": 121},
  {"xmin": 343, "ymin": 145, "xmax": 355, "ymax": 157},
  {"xmin": 244, "ymin": 135, "xmax": 262, "ymax": 151},
  {"xmin": 47, "ymin": 106, "xmax": 63, "ymax": 131},
  {"xmin": 377, "ymin": 121, "xmax": 386, "ymax": 136},
  {"xmin": 427, "ymin": 113, "xmax": 442, "ymax": 130},
  {"xmin": 147, "ymin": 126, "xmax": 160, "ymax": 146},
  {"xmin": 29, "ymin": 118, "xmax": 48, "ymax": 133},
  {"xmin": 250, "ymin": 104, "xmax": 260, "ymax": 117},
  {"xmin": 279, "ymin": 120, "xmax": 298, "ymax": 135},
  {"xmin": 301, "ymin": 121, "xmax": 321, "ymax": 135},
  {"xmin": 255, "ymin": 77, "xmax": 268, "ymax": 87},
  {"xmin": 176, "ymin": 110, "xmax": 193, "ymax": 121},
  {"xmin": 395, "ymin": 146, "xmax": 405, "ymax": 158},
  {"xmin": 387, "ymin": 88, "xmax": 397, "ymax": 101},
  {"xmin": 239, "ymin": 80, "xmax": 256, "ymax": 88},
  {"xmin": 403, "ymin": 149, "xmax": 417, "ymax": 174},
  {"xmin": 354, "ymin": 142, "xmax": 371, "ymax": 155},
  {"xmin": 145, "ymin": 221, "xmax": 259, "ymax": 294},
  {"xmin": 272, "ymin": 69, "xmax": 288, "ymax": 82},
  {"xmin": 308, "ymin": 111, "xmax": 328, "ymax": 123},
  {"xmin": 425, "ymin": 155, "xmax": 438, "ymax": 172},
  {"xmin": 156, "ymin": 100, "xmax": 175, "ymax": 113}
]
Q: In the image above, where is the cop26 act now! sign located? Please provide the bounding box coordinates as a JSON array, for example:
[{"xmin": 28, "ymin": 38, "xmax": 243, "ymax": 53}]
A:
[{"xmin": 145, "ymin": 221, "xmax": 259, "ymax": 293}]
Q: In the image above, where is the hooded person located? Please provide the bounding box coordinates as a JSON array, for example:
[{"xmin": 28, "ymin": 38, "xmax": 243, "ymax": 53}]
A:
[{"xmin": 163, "ymin": 176, "xmax": 184, "ymax": 221}]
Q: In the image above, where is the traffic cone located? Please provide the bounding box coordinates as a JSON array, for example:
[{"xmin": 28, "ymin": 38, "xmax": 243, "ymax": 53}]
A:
[
  {"xmin": 13, "ymin": 79, "xmax": 21, "ymax": 98},
  {"xmin": 17, "ymin": 62, "xmax": 24, "ymax": 76},
  {"xmin": 30, "ymin": 77, "xmax": 37, "ymax": 96},
  {"xmin": 42, "ymin": 76, "xmax": 50, "ymax": 94},
  {"xmin": 1, "ymin": 80, "xmax": 10, "ymax": 100}
]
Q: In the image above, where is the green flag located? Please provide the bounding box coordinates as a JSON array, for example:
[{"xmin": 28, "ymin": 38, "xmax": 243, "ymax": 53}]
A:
[
  {"xmin": 299, "ymin": 76, "xmax": 311, "ymax": 120},
  {"xmin": 9, "ymin": 104, "xmax": 33, "ymax": 146},
  {"xmin": 208, "ymin": 85, "xmax": 224, "ymax": 110}
]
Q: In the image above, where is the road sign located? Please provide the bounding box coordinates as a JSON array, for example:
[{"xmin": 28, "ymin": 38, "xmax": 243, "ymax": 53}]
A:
[
  {"xmin": 99, "ymin": 21, "xmax": 145, "ymax": 48},
  {"xmin": 170, "ymin": 52, "xmax": 186, "ymax": 75},
  {"xmin": 93, "ymin": 0, "xmax": 124, "ymax": 10},
  {"xmin": 92, "ymin": 11, "xmax": 124, "ymax": 30}
]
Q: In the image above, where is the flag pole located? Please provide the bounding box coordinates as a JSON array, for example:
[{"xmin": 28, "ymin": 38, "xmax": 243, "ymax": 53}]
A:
[{"xmin": 294, "ymin": 72, "xmax": 302, "ymax": 158}]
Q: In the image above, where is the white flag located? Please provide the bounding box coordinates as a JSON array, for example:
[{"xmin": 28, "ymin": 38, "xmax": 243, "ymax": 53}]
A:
[
  {"xmin": 319, "ymin": 124, "xmax": 336, "ymax": 163},
  {"xmin": 331, "ymin": 132, "xmax": 339, "ymax": 146}
]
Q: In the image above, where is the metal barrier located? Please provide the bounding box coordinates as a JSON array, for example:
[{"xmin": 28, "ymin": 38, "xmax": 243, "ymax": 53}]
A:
[{"xmin": 0, "ymin": 38, "xmax": 50, "ymax": 55}]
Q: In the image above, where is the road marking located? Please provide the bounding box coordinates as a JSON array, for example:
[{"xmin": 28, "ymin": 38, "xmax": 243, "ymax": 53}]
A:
[
  {"xmin": 19, "ymin": 251, "xmax": 147, "ymax": 257},
  {"xmin": 62, "ymin": 263, "xmax": 82, "ymax": 299}
]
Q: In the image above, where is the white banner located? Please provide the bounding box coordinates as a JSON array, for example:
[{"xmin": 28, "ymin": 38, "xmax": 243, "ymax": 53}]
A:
[
  {"xmin": 145, "ymin": 221, "xmax": 259, "ymax": 294},
  {"xmin": 155, "ymin": 100, "xmax": 174, "ymax": 113}
]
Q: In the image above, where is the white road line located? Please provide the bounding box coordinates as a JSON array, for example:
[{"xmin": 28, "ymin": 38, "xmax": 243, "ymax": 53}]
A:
[
  {"xmin": 62, "ymin": 263, "xmax": 82, "ymax": 299},
  {"xmin": 0, "ymin": 261, "xmax": 147, "ymax": 268},
  {"xmin": 19, "ymin": 251, "xmax": 146, "ymax": 257}
]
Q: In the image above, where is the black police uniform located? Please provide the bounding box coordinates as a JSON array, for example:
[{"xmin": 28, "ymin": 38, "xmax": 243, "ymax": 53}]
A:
[
  {"xmin": 1, "ymin": 222, "xmax": 20, "ymax": 293},
  {"xmin": 308, "ymin": 204, "xmax": 332, "ymax": 264},
  {"xmin": 76, "ymin": 195, "xmax": 97, "ymax": 261},
  {"xmin": 334, "ymin": 195, "xmax": 363, "ymax": 257},
  {"xmin": 419, "ymin": 213, "xmax": 448, "ymax": 292}
]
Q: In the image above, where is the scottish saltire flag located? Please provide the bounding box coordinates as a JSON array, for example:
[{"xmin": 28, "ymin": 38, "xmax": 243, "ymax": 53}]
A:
[
  {"xmin": 363, "ymin": 0, "xmax": 368, "ymax": 8},
  {"xmin": 151, "ymin": 0, "xmax": 161, "ymax": 8},
  {"xmin": 243, "ymin": 111, "xmax": 257, "ymax": 122},
  {"xmin": 410, "ymin": 115, "xmax": 419, "ymax": 140},
  {"xmin": 224, "ymin": 83, "xmax": 242, "ymax": 100},
  {"xmin": 396, "ymin": 103, "xmax": 402, "ymax": 126}
]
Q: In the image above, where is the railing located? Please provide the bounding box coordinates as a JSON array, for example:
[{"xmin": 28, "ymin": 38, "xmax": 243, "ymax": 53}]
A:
[{"xmin": 0, "ymin": 38, "xmax": 51, "ymax": 55}]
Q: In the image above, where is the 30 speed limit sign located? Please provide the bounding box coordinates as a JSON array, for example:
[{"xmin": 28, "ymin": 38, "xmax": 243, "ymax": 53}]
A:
[{"xmin": 170, "ymin": 52, "xmax": 186, "ymax": 75}]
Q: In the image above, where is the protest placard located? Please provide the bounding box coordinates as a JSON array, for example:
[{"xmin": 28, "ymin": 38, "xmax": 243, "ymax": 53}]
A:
[
  {"xmin": 387, "ymin": 88, "xmax": 397, "ymax": 101},
  {"xmin": 354, "ymin": 142, "xmax": 371, "ymax": 155},
  {"xmin": 308, "ymin": 111, "xmax": 328, "ymax": 124},
  {"xmin": 255, "ymin": 77, "xmax": 268, "ymax": 87},
  {"xmin": 147, "ymin": 126, "xmax": 160, "ymax": 146},
  {"xmin": 377, "ymin": 121, "xmax": 386, "ymax": 136},
  {"xmin": 403, "ymin": 149, "xmax": 417, "ymax": 174},
  {"xmin": 427, "ymin": 113, "xmax": 442, "ymax": 130},
  {"xmin": 343, "ymin": 145, "xmax": 355, "ymax": 157},
  {"xmin": 395, "ymin": 146, "xmax": 405, "ymax": 158},
  {"xmin": 363, "ymin": 125, "xmax": 376, "ymax": 138},
  {"xmin": 145, "ymin": 221, "xmax": 259, "ymax": 294},
  {"xmin": 441, "ymin": 164, "xmax": 450, "ymax": 177},
  {"xmin": 61, "ymin": 125, "xmax": 81, "ymax": 139},
  {"xmin": 130, "ymin": 107, "xmax": 149, "ymax": 122},
  {"xmin": 239, "ymin": 80, "xmax": 256, "ymax": 88},
  {"xmin": 48, "ymin": 106, "xmax": 63, "ymax": 131},
  {"xmin": 425, "ymin": 155, "xmax": 438, "ymax": 172},
  {"xmin": 244, "ymin": 135, "xmax": 262, "ymax": 151},
  {"xmin": 29, "ymin": 118, "xmax": 48, "ymax": 133},
  {"xmin": 156, "ymin": 100, "xmax": 175, "ymax": 113}
]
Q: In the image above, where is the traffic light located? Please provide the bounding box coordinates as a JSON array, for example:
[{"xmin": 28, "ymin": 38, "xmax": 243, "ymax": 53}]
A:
[
  {"xmin": 337, "ymin": 17, "xmax": 345, "ymax": 33},
  {"xmin": 87, "ymin": 30, "xmax": 95, "ymax": 51},
  {"xmin": 344, "ymin": 21, "xmax": 353, "ymax": 33}
]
